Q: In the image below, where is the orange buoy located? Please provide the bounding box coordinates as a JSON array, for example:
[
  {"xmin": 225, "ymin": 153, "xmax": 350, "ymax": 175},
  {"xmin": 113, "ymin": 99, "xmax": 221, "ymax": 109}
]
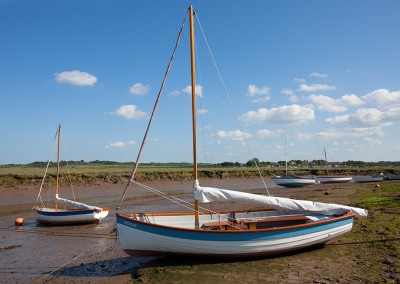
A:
[{"xmin": 15, "ymin": 217, "xmax": 24, "ymax": 226}]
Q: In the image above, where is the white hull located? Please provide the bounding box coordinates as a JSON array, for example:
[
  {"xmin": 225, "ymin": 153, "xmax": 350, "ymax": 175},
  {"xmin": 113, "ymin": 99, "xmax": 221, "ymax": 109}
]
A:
[
  {"xmin": 353, "ymin": 176, "xmax": 384, "ymax": 183},
  {"xmin": 35, "ymin": 207, "xmax": 109, "ymax": 225},
  {"xmin": 272, "ymin": 177, "xmax": 316, "ymax": 187},
  {"xmin": 315, "ymin": 176, "xmax": 353, "ymax": 184},
  {"xmin": 117, "ymin": 210, "xmax": 354, "ymax": 257}
]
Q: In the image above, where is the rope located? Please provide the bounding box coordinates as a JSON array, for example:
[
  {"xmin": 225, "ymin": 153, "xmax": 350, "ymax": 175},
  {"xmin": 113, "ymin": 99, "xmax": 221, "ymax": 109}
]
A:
[
  {"xmin": 195, "ymin": 13, "xmax": 270, "ymax": 196},
  {"xmin": 32, "ymin": 232, "xmax": 115, "ymax": 284},
  {"xmin": 60, "ymin": 132, "xmax": 77, "ymax": 202},
  {"xmin": 116, "ymin": 12, "xmax": 187, "ymax": 210},
  {"xmin": 36, "ymin": 128, "xmax": 58, "ymax": 206}
]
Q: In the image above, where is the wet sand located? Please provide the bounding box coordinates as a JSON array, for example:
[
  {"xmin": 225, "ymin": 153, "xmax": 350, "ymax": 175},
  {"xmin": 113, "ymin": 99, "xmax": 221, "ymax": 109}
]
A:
[{"xmin": 0, "ymin": 177, "xmax": 372, "ymax": 283}]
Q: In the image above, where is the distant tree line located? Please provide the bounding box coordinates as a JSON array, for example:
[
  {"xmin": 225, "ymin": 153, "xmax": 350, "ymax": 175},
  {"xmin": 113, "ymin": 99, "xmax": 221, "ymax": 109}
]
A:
[{"xmin": 3, "ymin": 159, "xmax": 400, "ymax": 168}]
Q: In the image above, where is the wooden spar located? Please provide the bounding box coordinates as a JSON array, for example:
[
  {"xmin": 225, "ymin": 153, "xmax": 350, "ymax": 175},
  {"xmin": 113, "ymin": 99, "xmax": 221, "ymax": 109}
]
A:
[
  {"xmin": 284, "ymin": 128, "xmax": 287, "ymax": 176},
  {"xmin": 189, "ymin": 5, "xmax": 199, "ymax": 228},
  {"xmin": 56, "ymin": 124, "xmax": 61, "ymax": 211}
]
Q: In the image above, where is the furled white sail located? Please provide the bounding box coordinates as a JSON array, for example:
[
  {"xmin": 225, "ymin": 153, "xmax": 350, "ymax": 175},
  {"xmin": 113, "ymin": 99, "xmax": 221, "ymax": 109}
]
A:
[
  {"xmin": 56, "ymin": 194, "xmax": 102, "ymax": 212},
  {"xmin": 193, "ymin": 180, "xmax": 368, "ymax": 218}
]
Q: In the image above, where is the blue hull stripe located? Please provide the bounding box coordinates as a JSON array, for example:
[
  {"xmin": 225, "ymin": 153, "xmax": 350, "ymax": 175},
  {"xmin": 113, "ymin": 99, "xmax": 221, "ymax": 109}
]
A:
[
  {"xmin": 117, "ymin": 216, "xmax": 353, "ymax": 242},
  {"xmin": 37, "ymin": 210, "xmax": 94, "ymax": 217}
]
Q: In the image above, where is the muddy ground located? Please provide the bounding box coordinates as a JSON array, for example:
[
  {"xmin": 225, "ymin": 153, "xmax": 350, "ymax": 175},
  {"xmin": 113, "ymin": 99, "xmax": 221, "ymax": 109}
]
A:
[{"xmin": 0, "ymin": 178, "xmax": 399, "ymax": 283}]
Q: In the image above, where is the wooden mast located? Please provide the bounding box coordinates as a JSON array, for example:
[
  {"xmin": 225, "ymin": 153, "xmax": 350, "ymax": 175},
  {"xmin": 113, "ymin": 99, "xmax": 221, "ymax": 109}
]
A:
[
  {"xmin": 189, "ymin": 5, "xmax": 199, "ymax": 227},
  {"xmin": 56, "ymin": 124, "xmax": 61, "ymax": 211}
]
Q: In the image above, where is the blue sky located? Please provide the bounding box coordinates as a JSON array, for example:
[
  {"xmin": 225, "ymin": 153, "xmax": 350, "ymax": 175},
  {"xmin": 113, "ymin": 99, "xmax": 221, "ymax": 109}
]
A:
[{"xmin": 1, "ymin": 0, "xmax": 400, "ymax": 164}]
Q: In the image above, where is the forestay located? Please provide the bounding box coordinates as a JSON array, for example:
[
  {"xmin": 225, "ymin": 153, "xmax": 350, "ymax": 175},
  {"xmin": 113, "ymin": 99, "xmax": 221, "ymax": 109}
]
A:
[{"xmin": 193, "ymin": 180, "xmax": 368, "ymax": 218}]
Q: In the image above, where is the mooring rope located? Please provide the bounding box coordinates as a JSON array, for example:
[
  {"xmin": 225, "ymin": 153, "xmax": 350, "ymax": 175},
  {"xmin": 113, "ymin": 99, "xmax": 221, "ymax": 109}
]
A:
[{"xmin": 31, "ymin": 229, "xmax": 116, "ymax": 284}]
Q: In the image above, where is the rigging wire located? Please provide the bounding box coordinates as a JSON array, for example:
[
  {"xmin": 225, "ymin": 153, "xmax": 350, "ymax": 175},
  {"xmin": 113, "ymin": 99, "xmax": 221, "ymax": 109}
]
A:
[
  {"xmin": 116, "ymin": 11, "xmax": 187, "ymax": 209},
  {"xmin": 35, "ymin": 127, "xmax": 58, "ymax": 206},
  {"xmin": 60, "ymin": 129, "xmax": 77, "ymax": 202},
  {"xmin": 193, "ymin": 27, "xmax": 209, "ymax": 164},
  {"xmin": 194, "ymin": 13, "xmax": 270, "ymax": 196}
]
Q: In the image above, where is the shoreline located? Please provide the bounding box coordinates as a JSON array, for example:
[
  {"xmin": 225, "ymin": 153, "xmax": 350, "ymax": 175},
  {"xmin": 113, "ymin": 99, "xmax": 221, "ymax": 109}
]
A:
[{"xmin": 1, "ymin": 178, "xmax": 398, "ymax": 283}]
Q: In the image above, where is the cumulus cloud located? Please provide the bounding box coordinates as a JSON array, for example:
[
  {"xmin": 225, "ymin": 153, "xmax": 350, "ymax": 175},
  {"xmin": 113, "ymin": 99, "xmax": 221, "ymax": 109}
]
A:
[
  {"xmin": 309, "ymin": 94, "xmax": 364, "ymax": 112},
  {"xmin": 216, "ymin": 130, "xmax": 252, "ymax": 141},
  {"xmin": 256, "ymin": 129, "xmax": 284, "ymax": 138},
  {"xmin": 316, "ymin": 127, "xmax": 384, "ymax": 140},
  {"xmin": 310, "ymin": 72, "xmax": 328, "ymax": 78},
  {"xmin": 240, "ymin": 105, "xmax": 315, "ymax": 124},
  {"xmin": 55, "ymin": 70, "xmax": 97, "ymax": 86},
  {"xmin": 324, "ymin": 104, "xmax": 400, "ymax": 128},
  {"xmin": 246, "ymin": 84, "xmax": 271, "ymax": 97},
  {"xmin": 298, "ymin": 83, "xmax": 336, "ymax": 92},
  {"xmin": 111, "ymin": 104, "xmax": 147, "ymax": 120},
  {"xmin": 182, "ymin": 85, "xmax": 203, "ymax": 97},
  {"xmin": 281, "ymin": 88, "xmax": 294, "ymax": 95},
  {"xmin": 245, "ymin": 84, "xmax": 271, "ymax": 103},
  {"xmin": 129, "ymin": 83, "xmax": 150, "ymax": 95},
  {"xmin": 105, "ymin": 140, "xmax": 136, "ymax": 149},
  {"xmin": 362, "ymin": 89, "xmax": 400, "ymax": 108},
  {"xmin": 363, "ymin": 137, "xmax": 382, "ymax": 145}
]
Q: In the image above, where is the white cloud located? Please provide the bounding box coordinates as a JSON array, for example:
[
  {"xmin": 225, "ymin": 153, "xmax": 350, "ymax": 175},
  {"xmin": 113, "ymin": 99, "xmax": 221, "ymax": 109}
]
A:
[
  {"xmin": 363, "ymin": 137, "xmax": 382, "ymax": 145},
  {"xmin": 198, "ymin": 108, "xmax": 209, "ymax": 114},
  {"xmin": 281, "ymin": 88, "xmax": 294, "ymax": 95},
  {"xmin": 246, "ymin": 84, "xmax": 271, "ymax": 97},
  {"xmin": 362, "ymin": 89, "xmax": 400, "ymax": 108},
  {"xmin": 256, "ymin": 129, "xmax": 284, "ymax": 138},
  {"xmin": 316, "ymin": 127, "xmax": 384, "ymax": 140},
  {"xmin": 325, "ymin": 108, "xmax": 385, "ymax": 126},
  {"xmin": 310, "ymin": 72, "xmax": 328, "ymax": 78},
  {"xmin": 168, "ymin": 90, "xmax": 181, "ymax": 96},
  {"xmin": 298, "ymin": 83, "xmax": 336, "ymax": 92},
  {"xmin": 216, "ymin": 130, "xmax": 252, "ymax": 141},
  {"xmin": 182, "ymin": 85, "xmax": 203, "ymax": 97},
  {"xmin": 289, "ymin": 95, "xmax": 299, "ymax": 102},
  {"xmin": 309, "ymin": 94, "xmax": 364, "ymax": 112},
  {"xmin": 111, "ymin": 104, "xmax": 147, "ymax": 120},
  {"xmin": 55, "ymin": 70, "xmax": 97, "ymax": 86},
  {"xmin": 129, "ymin": 83, "xmax": 150, "ymax": 95},
  {"xmin": 251, "ymin": 96, "xmax": 271, "ymax": 103},
  {"xmin": 353, "ymin": 108, "xmax": 384, "ymax": 124},
  {"xmin": 325, "ymin": 115, "xmax": 350, "ymax": 124},
  {"xmin": 240, "ymin": 105, "xmax": 315, "ymax": 124},
  {"xmin": 105, "ymin": 140, "xmax": 135, "ymax": 149}
]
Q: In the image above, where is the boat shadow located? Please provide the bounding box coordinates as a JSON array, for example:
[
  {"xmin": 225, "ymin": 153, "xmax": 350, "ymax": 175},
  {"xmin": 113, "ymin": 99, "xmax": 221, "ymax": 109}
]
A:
[{"xmin": 136, "ymin": 244, "xmax": 327, "ymax": 269}]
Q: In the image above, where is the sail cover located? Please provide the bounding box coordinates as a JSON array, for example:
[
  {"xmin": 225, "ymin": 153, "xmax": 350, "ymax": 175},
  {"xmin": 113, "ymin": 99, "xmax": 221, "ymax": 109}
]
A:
[
  {"xmin": 193, "ymin": 180, "xmax": 368, "ymax": 218},
  {"xmin": 56, "ymin": 194, "xmax": 102, "ymax": 212}
]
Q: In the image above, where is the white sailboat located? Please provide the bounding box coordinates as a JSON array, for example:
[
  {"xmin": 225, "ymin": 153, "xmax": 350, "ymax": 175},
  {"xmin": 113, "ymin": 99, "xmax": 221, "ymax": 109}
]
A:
[
  {"xmin": 116, "ymin": 6, "xmax": 367, "ymax": 258},
  {"xmin": 272, "ymin": 130, "xmax": 316, "ymax": 188},
  {"xmin": 34, "ymin": 124, "xmax": 109, "ymax": 225},
  {"xmin": 315, "ymin": 147, "xmax": 352, "ymax": 184}
]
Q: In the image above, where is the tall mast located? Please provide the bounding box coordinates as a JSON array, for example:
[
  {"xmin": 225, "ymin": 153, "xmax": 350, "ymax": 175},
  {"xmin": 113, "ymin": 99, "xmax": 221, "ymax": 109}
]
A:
[
  {"xmin": 56, "ymin": 124, "xmax": 61, "ymax": 211},
  {"xmin": 285, "ymin": 128, "xmax": 288, "ymax": 176},
  {"xmin": 189, "ymin": 5, "xmax": 197, "ymax": 180},
  {"xmin": 189, "ymin": 5, "xmax": 200, "ymax": 227}
]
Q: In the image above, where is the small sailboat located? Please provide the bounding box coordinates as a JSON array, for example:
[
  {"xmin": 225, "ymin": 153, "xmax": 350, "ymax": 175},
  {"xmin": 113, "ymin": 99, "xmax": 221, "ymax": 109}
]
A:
[
  {"xmin": 271, "ymin": 129, "xmax": 316, "ymax": 188},
  {"xmin": 315, "ymin": 147, "xmax": 352, "ymax": 184},
  {"xmin": 34, "ymin": 124, "xmax": 109, "ymax": 225},
  {"xmin": 353, "ymin": 176, "xmax": 384, "ymax": 183},
  {"xmin": 116, "ymin": 6, "xmax": 367, "ymax": 258}
]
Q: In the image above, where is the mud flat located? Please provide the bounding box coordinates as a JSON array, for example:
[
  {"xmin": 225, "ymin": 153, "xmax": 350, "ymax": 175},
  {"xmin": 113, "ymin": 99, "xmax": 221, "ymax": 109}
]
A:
[{"xmin": 0, "ymin": 178, "xmax": 399, "ymax": 283}]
